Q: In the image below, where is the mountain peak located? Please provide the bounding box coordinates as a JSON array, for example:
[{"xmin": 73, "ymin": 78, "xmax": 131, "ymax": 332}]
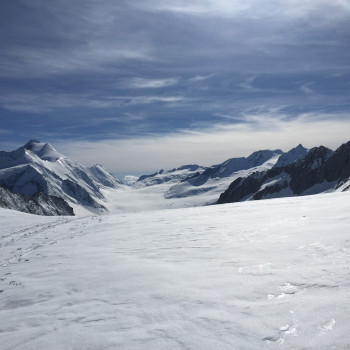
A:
[
  {"xmin": 246, "ymin": 149, "xmax": 283, "ymax": 167},
  {"xmin": 22, "ymin": 140, "xmax": 61, "ymax": 162},
  {"xmin": 24, "ymin": 139, "xmax": 43, "ymax": 149},
  {"xmin": 273, "ymin": 144, "xmax": 309, "ymax": 168},
  {"xmin": 26, "ymin": 139, "xmax": 41, "ymax": 144}
]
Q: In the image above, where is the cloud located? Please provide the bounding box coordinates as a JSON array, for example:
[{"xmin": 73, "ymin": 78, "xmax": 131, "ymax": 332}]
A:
[
  {"xmin": 134, "ymin": 0, "xmax": 348, "ymax": 19},
  {"xmin": 0, "ymin": 92, "xmax": 190, "ymax": 113},
  {"xmin": 0, "ymin": 44, "xmax": 153, "ymax": 79},
  {"xmin": 188, "ymin": 75, "xmax": 213, "ymax": 82},
  {"xmin": 55, "ymin": 111, "xmax": 350, "ymax": 175},
  {"xmin": 0, "ymin": 1, "xmax": 155, "ymax": 78},
  {"xmin": 127, "ymin": 78, "xmax": 178, "ymax": 88},
  {"xmin": 134, "ymin": 0, "xmax": 251, "ymax": 17},
  {"xmin": 300, "ymin": 83, "xmax": 315, "ymax": 95},
  {"xmin": 1, "ymin": 0, "xmax": 349, "ymax": 166},
  {"xmin": 239, "ymin": 76, "xmax": 263, "ymax": 92}
]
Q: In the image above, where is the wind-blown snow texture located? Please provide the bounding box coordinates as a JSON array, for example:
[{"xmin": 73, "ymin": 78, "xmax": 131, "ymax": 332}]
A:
[{"xmin": 1, "ymin": 191, "xmax": 350, "ymax": 349}]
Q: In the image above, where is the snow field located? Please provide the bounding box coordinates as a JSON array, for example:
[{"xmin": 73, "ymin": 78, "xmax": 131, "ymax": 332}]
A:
[{"xmin": 1, "ymin": 192, "xmax": 350, "ymax": 349}]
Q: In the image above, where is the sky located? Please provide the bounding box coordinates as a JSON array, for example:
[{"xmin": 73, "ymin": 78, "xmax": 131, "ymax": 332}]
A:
[{"xmin": 1, "ymin": 0, "xmax": 350, "ymax": 176}]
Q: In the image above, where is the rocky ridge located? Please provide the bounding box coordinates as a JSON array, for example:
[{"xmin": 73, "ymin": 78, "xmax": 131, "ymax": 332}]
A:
[{"xmin": 218, "ymin": 140, "xmax": 350, "ymax": 204}]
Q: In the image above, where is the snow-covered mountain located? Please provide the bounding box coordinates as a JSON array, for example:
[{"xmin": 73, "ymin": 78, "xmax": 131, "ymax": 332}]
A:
[
  {"xmin": 135, "ymin": 164, "xmax": 207, "ymax": 187},
  {"xmin": 0, "ymin": 140, "xmax": 123, "ymax": 214},
  {"xmin": 273, "ymin": 144, "xmax": 308, "ymax": 168},
  {"xmin": 218, "ymin": 140, "xmax": 350, "ymax": 204},
  {"xmin": 133, "ymin": 147, "xmax": 309, "ymax": 207},
  {"xmin": 186, "ymin": 149, "xmax": 283, "ymax": 186},
  {"xmin": 164, "ymin": 150, "xmax": 284, "ymax": 204},
  {"xmin": 3, "ymin": 139, "xmax": 348, "ymax": 216}
]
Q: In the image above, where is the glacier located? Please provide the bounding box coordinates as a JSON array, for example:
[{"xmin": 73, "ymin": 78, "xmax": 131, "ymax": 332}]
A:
[{"xmin": 1, "ymin": 191, "xmax": 350, "ymax": 349}]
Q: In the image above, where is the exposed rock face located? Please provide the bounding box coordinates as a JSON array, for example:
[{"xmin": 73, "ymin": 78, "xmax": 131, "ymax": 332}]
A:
[
  {"xmin": 289, "ymin": 146, "xmax": 334, "ymax": 194},
  {"xmin": 218, "ymin": 141, "xmax": 350, "ymax": 204},
  {"xmin": 0, "ymin": 186, "xmax": 74, "ymax": 216},
  {"xmin": 324, "ymin": 140, "xmax": 350, "ymax": 185}
]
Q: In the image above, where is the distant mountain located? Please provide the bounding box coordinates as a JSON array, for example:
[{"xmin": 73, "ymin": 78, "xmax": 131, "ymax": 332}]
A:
[
  {"xmin": 180, "ymin": 149, "xmax": 283, "ymax": 188},
  {"xmin": 163, "ymin": 150, "xmax": 285, "ymax": 203},
  {"xmin": 273, "ymin": 144, "xmax": 308, "ymax": 168},
  {"xmin": 135, "ymin": 164, "xmax": 207, "ymax": 187},
  {"xmin": 135, "ymin": 148, "xmax": 306, "ymax": 206},
  {"xmin": 0, "ymin": 140, "xmax": 123, "ymax": 214},
  {"xmin": 124, "ymin": 175, "xmax": 139, "ymax": 185},
  {"xmin": 218, "ymin": 140, "xmax": 350, "ymax": 204}
]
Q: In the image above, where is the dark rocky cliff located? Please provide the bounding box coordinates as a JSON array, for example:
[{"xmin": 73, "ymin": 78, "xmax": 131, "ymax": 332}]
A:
[
  {"xmin": 218, "ymin": 141, "xmax": 350, "ymax": 204},
  {"xmin": 0, "ymin": 186, "xmax": 74, "ymax": 216}
]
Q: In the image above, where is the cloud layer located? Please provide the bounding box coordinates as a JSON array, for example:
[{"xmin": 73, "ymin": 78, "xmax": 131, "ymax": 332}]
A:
[
  {"xmin": 56, "ymin": 112, "xmax": 350, "ymax": 176},
  {"xmin": 1, "ymin": 0, "xmax": 349, "ymax": 173}
]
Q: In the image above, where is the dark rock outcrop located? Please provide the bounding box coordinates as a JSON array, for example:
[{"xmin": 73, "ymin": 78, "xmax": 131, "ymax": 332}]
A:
[
  {"xmin": 0, "ymin": 186, "xmax": 74, "ymax": 216},
  {"xmin": 218, "ymin": 141, "xmax": 350, "ymax": 204}
]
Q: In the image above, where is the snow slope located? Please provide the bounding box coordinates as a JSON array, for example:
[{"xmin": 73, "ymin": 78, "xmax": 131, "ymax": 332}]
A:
[{"xmin": 1, "ymin": 191, "xmax": 350, "ymax": 349}]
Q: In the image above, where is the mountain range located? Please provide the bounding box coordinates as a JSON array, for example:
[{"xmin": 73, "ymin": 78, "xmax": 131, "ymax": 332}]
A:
[
  {"xmin": 0, "ymin": 139, "xmax": 349, "ymax": 215},
  {"xmin": 135, "ymin": 144, "xmax": 309, "ymax": 207}
]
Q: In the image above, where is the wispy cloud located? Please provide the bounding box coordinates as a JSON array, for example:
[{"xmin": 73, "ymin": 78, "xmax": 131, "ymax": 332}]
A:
[
  {"xmin": 0, "ymin": 92, "xmax": 191, "ymax": 113},
  {"xmin": 106, "ymin": 95, "xmax": 191, "ymax": 106},
  {"xmin": 188, "ymin": 74, "xmax": 213, "ymax": 82},
  {"xmin": 127, "ymin": 78, "xmax": 178, "ymax": 89},
  {"xmin": 1, "ymin": 0, "xmax": 350, "ymax": 172},
  {"xmin": 239, "ymin": 76, "xmax": 262, "ymax": 92},
  {"xmin": 134, "ymin": 0, "xmax": 349, "ymax": 19},
  {"xmin": 55, "ymin": 111, "xmax": 350, "ymax": 174},
  {"xmin": 300, "ymin": 83, "xmax": 315, "ymax": 95},
  {"xmin": 0, "ymin": 1, "xmax": 155, "ymax": 78},
  {"xmin": 0, "ymin": 45, "xmax": 153, "ymax": 78}
]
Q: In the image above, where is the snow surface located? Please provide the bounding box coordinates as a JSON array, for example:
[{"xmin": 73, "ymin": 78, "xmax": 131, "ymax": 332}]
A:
[{"xmin": 1, "ymin": 191, "xmax": 350, "ymax": 349}]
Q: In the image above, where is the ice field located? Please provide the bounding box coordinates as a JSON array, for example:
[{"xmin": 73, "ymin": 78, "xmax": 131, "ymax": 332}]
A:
[{"xmin": 1, "ymin": 191, "xmax": 350, "ymax": 349}]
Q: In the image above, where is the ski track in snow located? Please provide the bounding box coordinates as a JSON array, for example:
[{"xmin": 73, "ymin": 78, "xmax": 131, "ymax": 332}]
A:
[{"xmin": 1, "ymin": 192, "xmax": 350, "ymax": 349}]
